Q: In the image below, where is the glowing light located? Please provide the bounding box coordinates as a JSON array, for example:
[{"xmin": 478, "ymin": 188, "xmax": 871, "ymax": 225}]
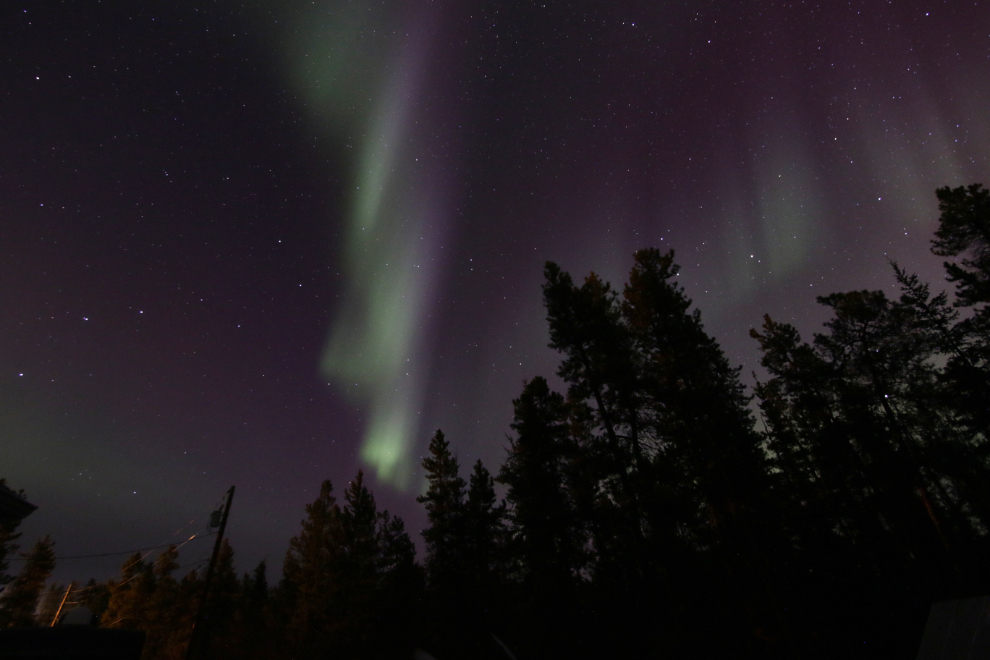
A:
[{"xmin": 276, "ymin": 1, "xmax": 444, "ymax": 488}]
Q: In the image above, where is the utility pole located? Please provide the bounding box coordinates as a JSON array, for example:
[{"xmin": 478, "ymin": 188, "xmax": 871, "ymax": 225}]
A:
[
  {"xmin": 185, "ymin": 485, "xmax": 235, "ymax": 660},
  {"xmin": 50, "ymin": 583, "xmax": 73, "ymax": 626}
]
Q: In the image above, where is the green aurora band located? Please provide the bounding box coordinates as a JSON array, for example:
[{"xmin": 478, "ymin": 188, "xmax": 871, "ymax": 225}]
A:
[
  {"xmin": 276, "ymin": 1, "xmax": 442, "ymax": 488},
  {"xmin": 261, "ymin": 0, "xmax": 989, "ymax": 490}
]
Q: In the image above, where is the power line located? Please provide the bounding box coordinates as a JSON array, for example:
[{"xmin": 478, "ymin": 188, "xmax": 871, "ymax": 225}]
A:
[{"xmin": 7, "ymin": 532, "xmax": 216, "ymax": 561}]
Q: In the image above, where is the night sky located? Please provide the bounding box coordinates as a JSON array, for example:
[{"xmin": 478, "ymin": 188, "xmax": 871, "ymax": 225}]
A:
[{"xmin": 2, "ymin": 0, "xmax": 988, "ymax": 584}]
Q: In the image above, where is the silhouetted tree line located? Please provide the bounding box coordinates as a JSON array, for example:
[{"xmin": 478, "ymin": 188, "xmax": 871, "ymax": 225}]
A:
[{"xmin": 3, "ymin": 184, "xmax": 990, "ymax": 659}]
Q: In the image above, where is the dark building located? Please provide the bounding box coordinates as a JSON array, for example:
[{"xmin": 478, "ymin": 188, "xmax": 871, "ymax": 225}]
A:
[
  {"xmin": 916, "ymin": 596, "xmax": 990, "ymax": 660},
  {"xmin": 0, "ymin": 482, "xmax": 36, "ymax": 528}
]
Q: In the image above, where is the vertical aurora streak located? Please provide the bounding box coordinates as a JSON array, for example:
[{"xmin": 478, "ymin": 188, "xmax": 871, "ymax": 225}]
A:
[
  {"xmin": 277, "ymin": 1, "xmax": 445, "ymax": 488},
  {"xmin": 270, "ymin": 0, "xmax": 990, "ymax": 491},
  {"xmin": 6, "ymin": 0, "xmax": 990, "ymax": 585},
  {"xmin": 320, "ymin": 56, "xmax": 436, "ymax": 487}
]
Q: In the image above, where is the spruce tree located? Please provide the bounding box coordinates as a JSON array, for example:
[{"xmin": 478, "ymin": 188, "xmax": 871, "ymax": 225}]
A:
[
  {"xmin": 77, "ymin": 578, "xmax": 111, "ymax": 623},
  {"xmin": 932, "ymin": 183, "xmax": 990, "ymax": 308},
  {"xmin": 541, "ymin": 250, "xmax": 777, "ymax": 654},
  {"xmin": 372, "ymin": 508, "xmax": 419, "ymax": 660},
  {"xmin": 496, "ymin": 377, "xmax": 590, "ymax": 658},
  {"xmin": 167, "ymin": 569, "xmax": 202, "ymax": 659},
  {"xmin": 622, "ymin": 249, "xmax": 774, "ymax": 652},
  {"xmin": 498, "ymin": 377, "xmax": 585, "ymax": 593},
  {"xmin": 332, "ymin": 470, "xmax": 417, "ymax": 658},
  {"xmin": 334, "ymin": 470, "xmax": 379, "ymax": 645},
  {"xmin": 102, "ymin": 552, "xmax": 155, "ymax": 630},
  {"xmin": 282, "ymin": 471, "xmax": 417, "ymax": 658},
  {"xmin": 623, "ymin": 249, "xmax": 768, "ymax": 533},
  {"xmin": 541, "ymin": 262, "xmax": 645, "ymax": 594},
  {"xmin": 750, "ymin": 276, "xmax": 990, "ymax": 656},
  {"xmin": 143, "ymin": 546, "xmax": 182, "ymax": 660},
  {"xmin": 0, "ymin": 535, "xmax": 56, "ymax": 628},
  {"xmin": 282, "ymin": 478, "xmax": 339, "ymax": 645},
  {"xmin": 464, "ymin": 459, "xmax": 505, "ymax": 596},
  {"xmin": 765, "ymin": 288, "xmax": 974, "ymax": 564},
  {"xmin": 542, "ymin": 264, "xmax": 639, "ymax": 505},
  {"xmin": 929, "ymin": 183, "xmax": 990, "ymax": 438},
  {"xmin": 416, "ymin": 429, "xmax": 467, "ymax": 595}
]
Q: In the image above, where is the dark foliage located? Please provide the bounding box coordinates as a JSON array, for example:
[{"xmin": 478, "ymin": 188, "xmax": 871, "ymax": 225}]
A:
[
  {"xmin": 0, "ymin": 478, "xmax": 25, "ymax": 589},
  {"xmin": 0, "ymin": 536, "xmax": 56, "ymax": 628},
  {"xmin": 5, "ymin": 184, "xmax": 989, "ymax": 660}
]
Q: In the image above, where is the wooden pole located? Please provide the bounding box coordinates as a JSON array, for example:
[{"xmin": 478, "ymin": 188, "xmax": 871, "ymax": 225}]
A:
[
  {"xmin": 50, "ymin": 583, "xmax": 72, "ymax": 626},
  {"xmin": 185, "ymin": 485, "xmax": 235, "ymax": 660}
]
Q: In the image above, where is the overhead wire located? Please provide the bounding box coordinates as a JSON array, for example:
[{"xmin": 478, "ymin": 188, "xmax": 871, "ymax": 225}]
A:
[
  {"xmin": 14, "ymin": 485, "xmax": 229, "ymax": 565},
  {"xmin": 6, "ymin": 532, "xmax": 216, "ymax": 562},
  {"xmin": 7, "ymin": 488, "xmax": 230, "ymax": 598}
]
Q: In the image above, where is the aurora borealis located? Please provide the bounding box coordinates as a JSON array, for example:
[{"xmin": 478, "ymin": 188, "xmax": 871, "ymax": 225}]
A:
[
  {"xmin": 304, "ymin": 3, "xmax": 449, "ymax": 487},
  {"xmin": 1, "ymin": 0, "xmax": 988, "ymax": 583}
]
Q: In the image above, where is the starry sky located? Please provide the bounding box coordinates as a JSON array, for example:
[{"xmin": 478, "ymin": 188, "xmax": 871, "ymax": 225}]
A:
[{"xmin": 1, "ymin": 0, "xmax": 987, "ymax": 584}]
